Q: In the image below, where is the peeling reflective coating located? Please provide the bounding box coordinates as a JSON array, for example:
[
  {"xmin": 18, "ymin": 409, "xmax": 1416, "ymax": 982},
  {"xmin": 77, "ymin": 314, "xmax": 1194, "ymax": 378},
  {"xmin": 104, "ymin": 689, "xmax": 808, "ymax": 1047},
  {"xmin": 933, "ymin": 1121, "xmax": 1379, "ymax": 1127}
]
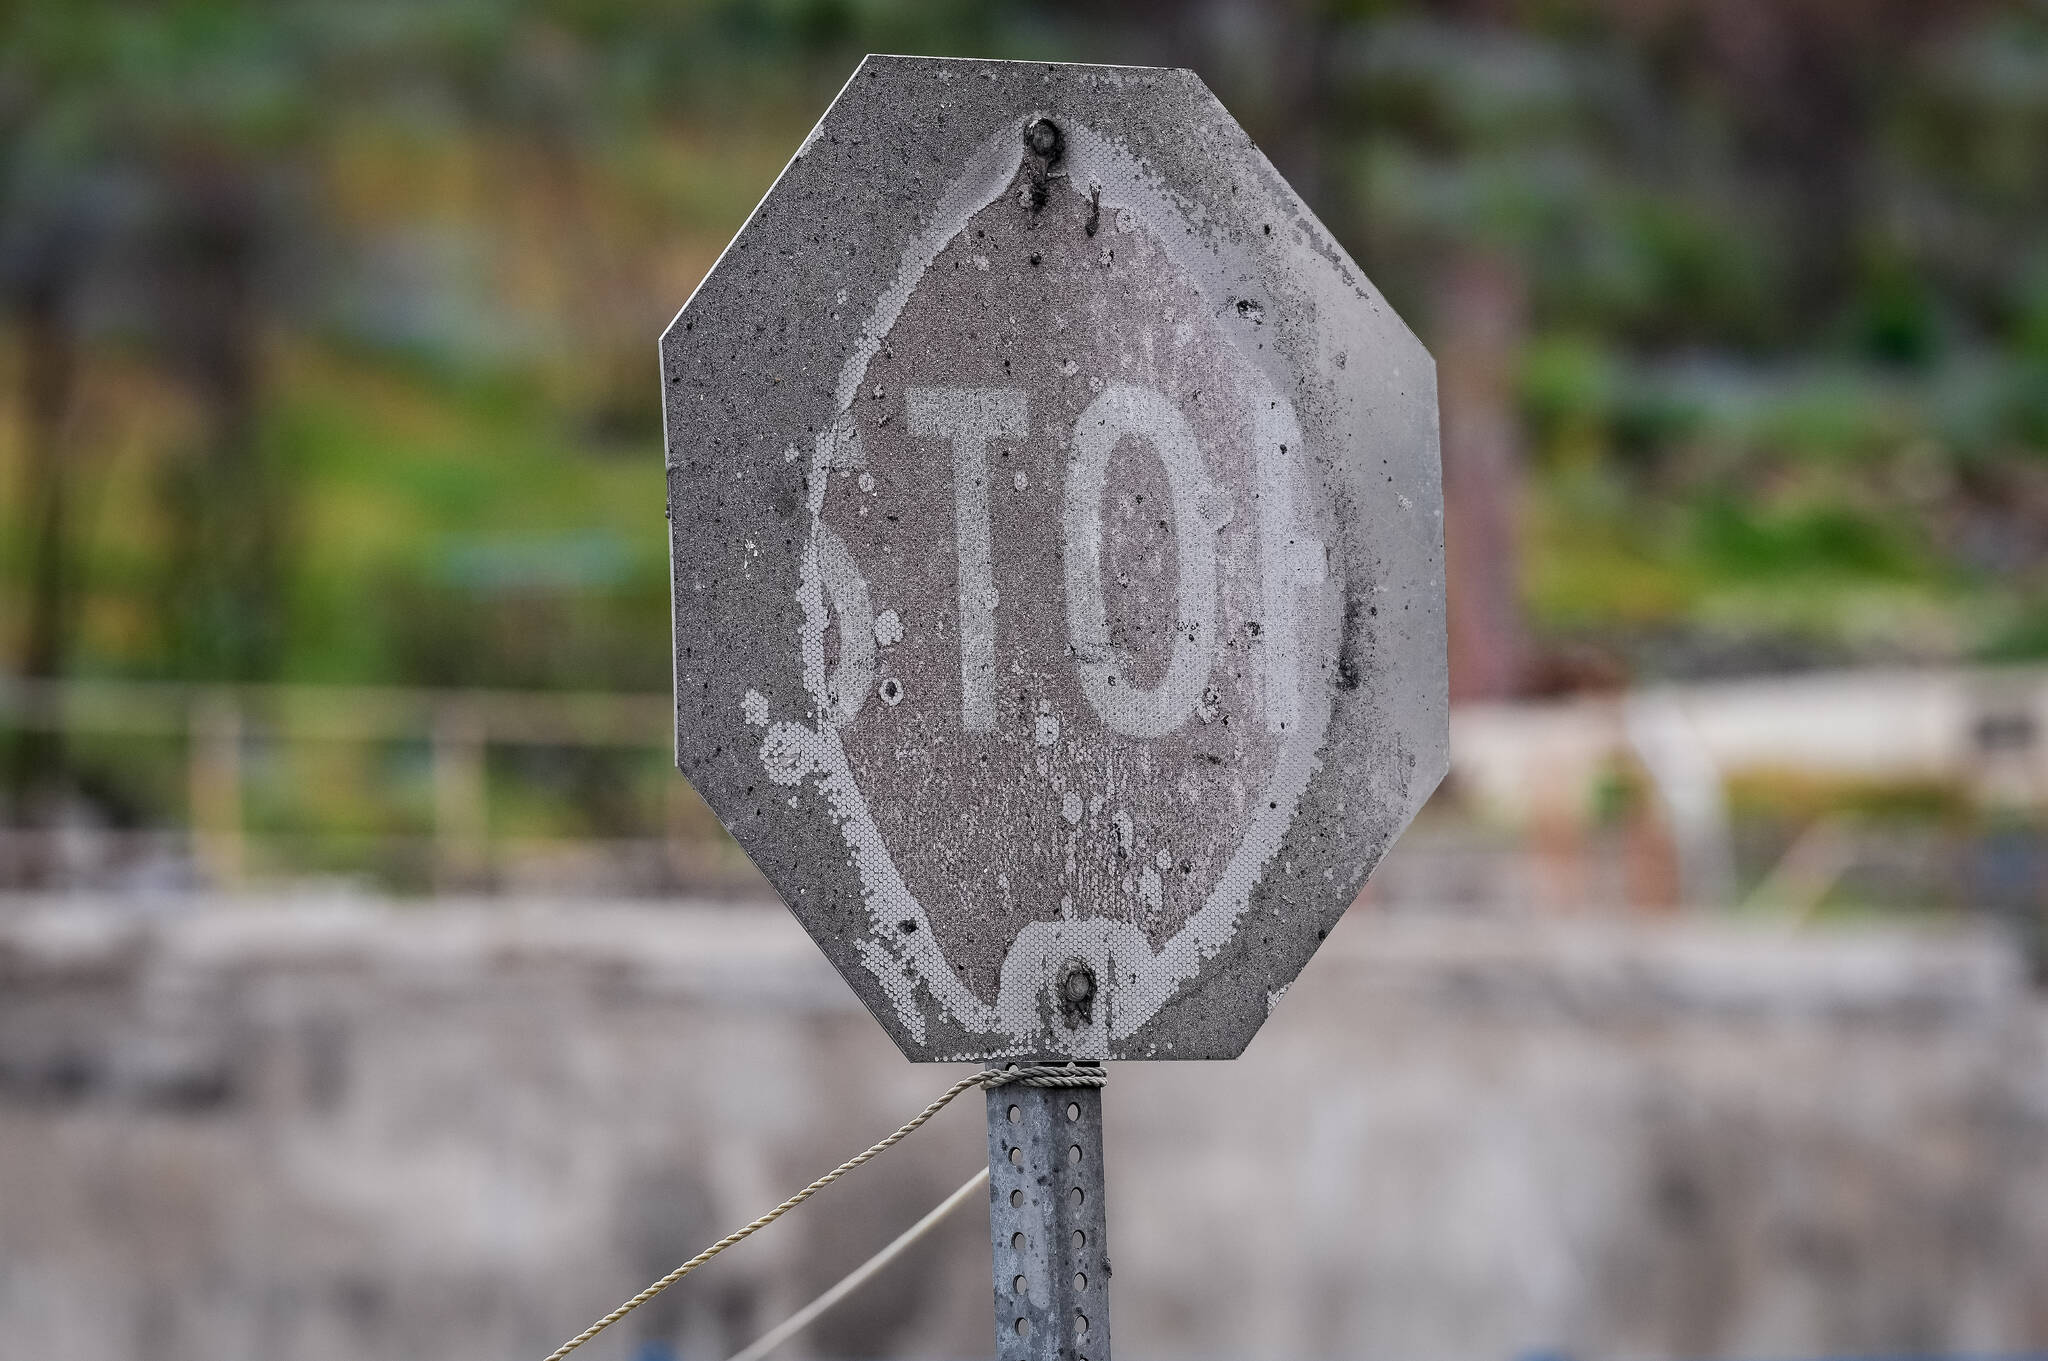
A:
[{"xmin": 664, "ymin": 56, "xmax": 1447, "ymax": 1061}]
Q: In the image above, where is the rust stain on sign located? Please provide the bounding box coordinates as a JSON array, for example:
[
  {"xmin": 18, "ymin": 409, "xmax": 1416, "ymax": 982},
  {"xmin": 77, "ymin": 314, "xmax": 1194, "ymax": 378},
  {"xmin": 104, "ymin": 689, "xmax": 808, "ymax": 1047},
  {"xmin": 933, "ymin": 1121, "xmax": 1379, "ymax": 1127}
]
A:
[{"xmin": 665, "ymin": 57, "xmax": 1446, "ymax": 1061}]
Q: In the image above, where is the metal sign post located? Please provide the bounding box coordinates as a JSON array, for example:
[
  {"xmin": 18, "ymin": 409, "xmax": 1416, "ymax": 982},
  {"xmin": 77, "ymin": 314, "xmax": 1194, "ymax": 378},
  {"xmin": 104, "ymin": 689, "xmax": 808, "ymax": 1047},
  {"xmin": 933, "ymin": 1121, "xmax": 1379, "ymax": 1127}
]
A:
[
  {"xmin": 988, "ymin": 1075, "xmax": 1109, "ymax": 1361},
  {"xmin": 662, "ymin": 55, "xmax": 1445, "ymax": 1361}
]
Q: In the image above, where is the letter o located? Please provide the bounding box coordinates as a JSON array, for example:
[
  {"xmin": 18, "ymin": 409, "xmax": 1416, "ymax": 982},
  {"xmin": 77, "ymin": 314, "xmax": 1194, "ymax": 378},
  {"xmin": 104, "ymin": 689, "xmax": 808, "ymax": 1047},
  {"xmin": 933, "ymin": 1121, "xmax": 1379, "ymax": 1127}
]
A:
[{"xmin": 1062, "ymin": 383, "xmax": 1223, "ymax": 738}]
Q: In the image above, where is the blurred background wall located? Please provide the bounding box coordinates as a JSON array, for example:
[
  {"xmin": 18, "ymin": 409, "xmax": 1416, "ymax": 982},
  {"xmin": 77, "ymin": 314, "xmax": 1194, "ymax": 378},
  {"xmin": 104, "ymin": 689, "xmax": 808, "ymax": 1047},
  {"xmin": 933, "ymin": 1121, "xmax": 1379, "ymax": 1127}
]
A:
[
  {"xmin": 5, "ymin": 899, "xmax": 2045, "ymax": 1361},
  {"xmin": 3, "ymin": 2, "xmax": 2048, "ymax": 1360}
]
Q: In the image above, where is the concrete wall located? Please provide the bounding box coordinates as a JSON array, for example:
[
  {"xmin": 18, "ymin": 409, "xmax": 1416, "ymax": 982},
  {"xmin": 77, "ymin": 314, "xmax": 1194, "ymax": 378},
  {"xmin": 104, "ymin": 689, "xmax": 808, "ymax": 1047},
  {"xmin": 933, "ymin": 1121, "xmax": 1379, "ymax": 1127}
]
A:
[{"xmin": 2, "ymin": 898, "xmax": 2045, "ymax": 1361}]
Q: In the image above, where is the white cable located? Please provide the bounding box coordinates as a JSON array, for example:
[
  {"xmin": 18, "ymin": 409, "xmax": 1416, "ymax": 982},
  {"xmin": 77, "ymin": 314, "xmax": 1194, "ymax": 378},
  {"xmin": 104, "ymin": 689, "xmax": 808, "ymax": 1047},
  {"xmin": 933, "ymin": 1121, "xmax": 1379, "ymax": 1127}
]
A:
[
  {"xmin": 543, "ymin": 1066, "xmax": 1099, "ymax": 1361},
  {"xmin": 723, "ymin": 1168, "xmax": 990, "ymax": 1361}
]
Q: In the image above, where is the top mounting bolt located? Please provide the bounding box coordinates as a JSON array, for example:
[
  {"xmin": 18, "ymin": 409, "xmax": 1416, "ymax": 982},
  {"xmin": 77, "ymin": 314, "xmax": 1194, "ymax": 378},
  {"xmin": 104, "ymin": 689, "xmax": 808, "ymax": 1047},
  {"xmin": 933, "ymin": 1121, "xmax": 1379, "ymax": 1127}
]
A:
[{"xmin": 1024, "ymin": 118, "xmax": 1064, "ymax": 162}]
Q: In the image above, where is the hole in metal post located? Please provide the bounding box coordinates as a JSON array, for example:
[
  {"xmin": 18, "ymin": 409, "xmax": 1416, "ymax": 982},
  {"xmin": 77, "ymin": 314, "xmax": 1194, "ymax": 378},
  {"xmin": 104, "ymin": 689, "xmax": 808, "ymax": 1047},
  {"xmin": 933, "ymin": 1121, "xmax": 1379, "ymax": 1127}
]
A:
[
  {"xmin": 1012, "ymin": 1232, "xmax": 1027, "ymax": 1252},
  {"xmin": 1075, "ymin": 1272, "xmax": 1087, "ymax": 1291},
  {"xmin": 1008, "ymin": 1104, "xmax": 1021, "ymax": 1123},
  {"xmin": 1013, "ymin": 1274, "xmax": 1028, "ymax": 1295},
  {"xmin": 1071, "ymin": 1230, "xmax": 1085, "ymax": 1249},
  {"xmin": 1068, "ymin": 1144, "xmax": 1082, "ymax": 1165},
  {"xmin": 1066, "ymin": 1102, "xmax": 1080, "ymax": 1121},
  {"xmin": 1015, "ymin": 1318, "xmax": 1030, "ymax": 1338},
  {"xmin": 1009, "ymin": 1147, "xmax": 1023, "ymax": 1166},
  {"xmin": 1069, "ymin": 1187, "xmax": 1085, "ymax": 1208},
  {"xmin": 1011, "ymin": 1189, "xmax": 1024, "ymax": 1207},
  {"xmin": 1076, "ymin": 1312, "xmax": 1090, "ymax": 1338}
]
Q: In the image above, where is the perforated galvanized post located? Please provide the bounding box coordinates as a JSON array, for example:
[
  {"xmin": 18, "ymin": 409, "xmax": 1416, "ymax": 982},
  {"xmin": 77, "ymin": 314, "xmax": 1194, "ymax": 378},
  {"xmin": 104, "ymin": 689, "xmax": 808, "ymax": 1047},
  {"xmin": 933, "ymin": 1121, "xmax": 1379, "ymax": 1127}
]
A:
[{"xmin": 987, "ymin": 1071, "xmax": 1109, "ymax": 1361}]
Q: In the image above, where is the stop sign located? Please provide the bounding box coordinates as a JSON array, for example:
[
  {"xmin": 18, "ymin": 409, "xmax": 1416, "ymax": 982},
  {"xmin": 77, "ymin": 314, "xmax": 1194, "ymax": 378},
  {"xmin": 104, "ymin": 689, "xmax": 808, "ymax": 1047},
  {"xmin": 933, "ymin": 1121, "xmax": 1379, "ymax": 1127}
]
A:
[{"xmin": 663, "ymin": 56, "xmax": 1445, "ymax": 1061}]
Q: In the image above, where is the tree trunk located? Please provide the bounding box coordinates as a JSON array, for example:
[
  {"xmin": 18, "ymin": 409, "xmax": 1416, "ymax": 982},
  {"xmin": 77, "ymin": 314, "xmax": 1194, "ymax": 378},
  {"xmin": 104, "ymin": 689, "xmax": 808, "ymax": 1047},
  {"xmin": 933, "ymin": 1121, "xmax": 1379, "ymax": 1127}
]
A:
[
  {"xmin": 1436, "ymin": 247, "xmax": 1529, "ymax": 702},
  {"xmin": 155, "ymin": 157, "xmax": 277, "ymax": 683}
]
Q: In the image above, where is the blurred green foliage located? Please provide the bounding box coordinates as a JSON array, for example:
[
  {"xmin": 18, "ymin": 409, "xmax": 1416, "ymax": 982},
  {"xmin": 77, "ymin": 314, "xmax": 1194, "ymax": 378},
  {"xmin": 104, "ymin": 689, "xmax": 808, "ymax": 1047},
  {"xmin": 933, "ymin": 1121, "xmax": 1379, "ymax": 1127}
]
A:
[{"xmin": 3, "ymin": 0, "xmax": 2046, "ymax": 699}]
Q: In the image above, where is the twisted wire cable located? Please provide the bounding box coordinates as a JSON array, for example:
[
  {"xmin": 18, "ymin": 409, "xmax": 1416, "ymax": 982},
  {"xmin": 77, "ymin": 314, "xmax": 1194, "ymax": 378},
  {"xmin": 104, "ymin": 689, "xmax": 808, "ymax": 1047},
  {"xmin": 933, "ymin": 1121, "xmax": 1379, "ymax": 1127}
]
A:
[{"xmin": 541, "ymin": 1063, "xmax": 1106, "ymax": 1361}]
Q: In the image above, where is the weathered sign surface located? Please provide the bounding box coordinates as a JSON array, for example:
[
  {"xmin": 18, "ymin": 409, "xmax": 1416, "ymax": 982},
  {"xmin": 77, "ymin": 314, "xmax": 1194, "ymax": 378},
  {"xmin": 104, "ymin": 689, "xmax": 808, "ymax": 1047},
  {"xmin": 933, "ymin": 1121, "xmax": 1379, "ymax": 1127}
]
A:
[{"xmin": 663, "ymin": 56, "xmax": 1446, "ymax": 1061}]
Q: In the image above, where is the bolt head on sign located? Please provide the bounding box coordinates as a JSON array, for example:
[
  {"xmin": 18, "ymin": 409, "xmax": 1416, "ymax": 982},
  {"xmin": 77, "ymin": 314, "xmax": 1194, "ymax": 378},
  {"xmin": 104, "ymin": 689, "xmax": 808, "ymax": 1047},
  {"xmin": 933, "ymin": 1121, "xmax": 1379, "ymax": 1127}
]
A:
[{"xmin": 663, "ymin": 56, "xmax": 1446, "ymax": 1061}]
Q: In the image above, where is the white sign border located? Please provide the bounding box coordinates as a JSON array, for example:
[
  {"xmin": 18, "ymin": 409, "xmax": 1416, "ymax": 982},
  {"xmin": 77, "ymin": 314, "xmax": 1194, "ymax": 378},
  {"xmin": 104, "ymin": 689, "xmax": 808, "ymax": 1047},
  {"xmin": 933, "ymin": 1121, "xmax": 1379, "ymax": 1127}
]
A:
[{"xmin": 738, "ymin": 117, "xmax": 1342, "ymax": 1059}]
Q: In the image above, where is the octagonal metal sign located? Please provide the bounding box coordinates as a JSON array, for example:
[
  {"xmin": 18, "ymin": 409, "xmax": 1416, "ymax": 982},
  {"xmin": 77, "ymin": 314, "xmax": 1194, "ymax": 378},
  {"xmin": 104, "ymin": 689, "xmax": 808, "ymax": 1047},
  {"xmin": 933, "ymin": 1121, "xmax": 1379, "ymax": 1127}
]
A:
[{"xmin": 663, "ymin": 56, "xmax": 1445, "ymax": 1061}]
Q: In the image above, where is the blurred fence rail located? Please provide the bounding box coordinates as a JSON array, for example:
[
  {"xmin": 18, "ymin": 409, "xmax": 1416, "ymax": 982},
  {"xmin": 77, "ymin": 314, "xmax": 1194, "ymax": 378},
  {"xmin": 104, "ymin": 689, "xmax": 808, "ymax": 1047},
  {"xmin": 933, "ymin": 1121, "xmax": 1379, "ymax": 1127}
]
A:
[
  {"xmin": 5, "ymin": 669, "xmax": 2048, "ymax": 919},
  {"xmin": 1449, "ymin": 665, "xmax": 2048, "ymax": 915},
  {"xmin": 0, "ymin": 677, "xmax": 760, "ymax": 898}
]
